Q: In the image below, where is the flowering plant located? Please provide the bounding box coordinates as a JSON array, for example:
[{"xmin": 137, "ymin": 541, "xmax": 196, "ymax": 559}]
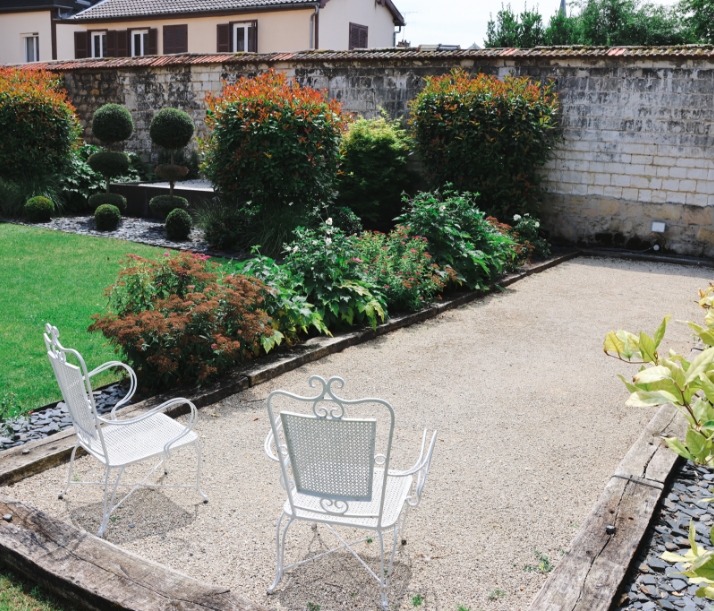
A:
[
  {"xmin": 89, "ymin": 252, "xmax": 272, "ymax": 391},
  {"xmin": 510, "ymin": 213, "xmax": 551, "ymax": 261},
  {"xmin": 283, "ymin": 221, "xmax": 386, "ymax": 330}
]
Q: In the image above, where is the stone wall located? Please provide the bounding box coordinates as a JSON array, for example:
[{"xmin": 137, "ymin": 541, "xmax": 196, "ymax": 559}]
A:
[{"xmin": 50, "ymin": 49, "xmax": 714, "ymax": 257}]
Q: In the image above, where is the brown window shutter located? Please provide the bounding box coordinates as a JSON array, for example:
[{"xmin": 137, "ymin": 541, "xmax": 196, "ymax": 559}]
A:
[
  {"xmin": 148, "ymin": 28, "xmax": 158, "ymax": 54},
  {"xmin": 106, "ymin": 30, "xmax": 117, "ymax": 57},
  {"xmin": 248, "ymin": 22, "xmax": 257, "ymax": 52},
  {"xmin": 74, "ymin": 31, "xmax": 88, "ymax": 58},
  {"xmin": 163, "ymin": 25, "xmax": 174, "ymax": 54},
  {"xmin": 359, "ymin": 26, "xmax": 368, "ymax": 49},
  {"xmin": 164, "ymin": 24, "xmax": 187, "ymax": 54},
  {"xmin": 217, "ymin": 23, "xmax": 230, "ymax": 52},
  {"xmin": 116, "ymin": 30, "xmax": 128, "ymax": 57}
]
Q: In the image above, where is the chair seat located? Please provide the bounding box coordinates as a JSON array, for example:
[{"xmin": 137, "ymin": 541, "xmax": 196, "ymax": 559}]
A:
[
  {"xmin": 284, "ymin": 469, "xmax": 413, "ymax": 529},
  {"xmin": 84, "ymin": 412, "xmax": 198, "ymax": 467}
]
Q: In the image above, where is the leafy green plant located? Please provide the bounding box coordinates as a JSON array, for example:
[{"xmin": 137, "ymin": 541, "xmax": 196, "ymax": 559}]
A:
[
  {"xmin": 94, "ymin": 204, "xmax": 121, "ymax": 231},
  {"xmin": 410, "ymin": 69, "xmax": 560, "ymax": 219},
  {"xmin": 283, "ymin": 220, "xmax": 386, "ymax": 330},
  {"xmin": 306, "ymin": 603, "xmax": 320, "ymax": 611},
  {"xmin": 337, "ymin": 115, "xmax": 414, "ymax": 231},
  {"xmin": 0, "ymin": 392, "xmax": 22, "ymax": 424},
  {"xmin": 412, "ymin": 593, "xmax": 424, "ymax": 606},
  {"xmin": 24, "ymin": 196, "xmax": 54, "ymax": 223},
  {"xmin": 511, "ymin": 213, "xmax": 551, "ymax": 261},
  {"xmin": 524, "ymin": 548, "xmax": 554, "ymax": 573},
  {"xmin": 195, "ymin": 196, "xmax": 247, "ymax": 251},
  {"xmin": 355, "ymin": 227, "xmax": 452, "ymax": 312},
  {"xmin": 150, "ymin": 194, "xmax": 189, "ymax": 219},
  {"xmin": 89, "ymin": 193, "xmax": 127, "ymax": 213},
  {"xmin": 234, "ymin": 251, "xmax": 328, "ymax": 351},
  {"xmin": 605, "ymin": 284, "xmax": 714, "ymax": 465},
  {"xmin": 488, "ymin": 589, "xmax": 507, "ymax": 601},
  {"xmin": 396, "ymin": 188, "xmax": 517, "ymax": 290},
  {"xmin": 150, "ymin": 107, "xmax": 195, "ymax": 199},
  {"xmin": 165, "ymin": 208, "xmax": 192, "ymax": 241},
  {"xmin": 89, "ymin": 251, "xmax": 273, "ymax": 392},
  {"xmin": 88, "ymin": 104, "xmax": 133, "ymax": 197},
  {"xmin": 660, "ymin": 519, "xmax": 714, "ymax": 599}
]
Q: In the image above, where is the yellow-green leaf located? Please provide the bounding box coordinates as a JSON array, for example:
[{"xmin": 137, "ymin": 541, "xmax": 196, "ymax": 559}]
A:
[
  {"xmin": 654, "ymin": 315, "xmax": 671, "ymax": 348},
  {"xmin": 685, "ymin": 347, "xmax": 714, "ymax": 385},
  {"xmin": 639, "ymin": 332, "xmax": 657, "ymax": 362}
]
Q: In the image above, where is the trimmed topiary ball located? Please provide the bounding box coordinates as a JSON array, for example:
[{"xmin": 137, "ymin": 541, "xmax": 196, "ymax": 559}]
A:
[
  {"xmin": 150, "ymin": 108, "xmax": 194, "ymax": 151},
  {"xmin": 92, "ymin": 104, "xmax": 133, "ymax": 145},
  {"xmin": 88, "ymin": 192, "xmax": 127, "ymax": 213},
  {"xmin": 150, "ymin": 194, "xmax": 189, "ymax": 219},
  {"xmin": 95, "ymin": 204, "xmax": 121, "ymax": 231},
  {"xmin": 24, "ymin": 196, "xmax": 54, "ymax": 222},
  {"xmin": 87, "ymin": 151, "xmax": 129, "ymax": 179},
  {"xmin": 165, "ymin": 208, "xmax": 192, "ymax": 241}
]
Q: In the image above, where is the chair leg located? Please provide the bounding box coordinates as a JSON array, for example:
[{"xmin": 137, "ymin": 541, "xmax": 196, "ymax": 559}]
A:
[
  {"xmin": 58, "ymin": 444, "xmax": 79, "ymax": 499},
  {"xmin": 267, "ymin": 512, "xmax": 293, "ymax": 595},
  {"xmin": 97, "ymin": 465, "xmax": 125, "ymax": 538},
  {"xmin": 377, "ymin": 530, "xmax": 389, "ymax": 609},
  {"xmin": 194, "ymin": 439, "xmax": 208, "ymax": 502}
]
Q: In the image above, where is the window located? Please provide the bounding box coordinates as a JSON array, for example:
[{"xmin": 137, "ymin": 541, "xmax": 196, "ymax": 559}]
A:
[
  {"xmin": 91, "ymin": 31, "xmax": 107, "ymax": 58},
  {"xmin": 349, "ymin": 23, "xmax": 368, "ymax": 50},
  {"xmin": 163, "ymin": 24, "xmax": 188, "ymax": 54},
  {"xmin": 24, "ymin": 34, "xmax": 39, "ymax": 63},
  {"xmin": 131, "ymin": 29, "xmax": 149, "ymax": 56},
  {"xmin": 233, "ymin": 23, "xmax": 249, "ymax": 52},
  {"xmin": 217, "ymin": 21, "xmax": 257, "ymax": 52}
]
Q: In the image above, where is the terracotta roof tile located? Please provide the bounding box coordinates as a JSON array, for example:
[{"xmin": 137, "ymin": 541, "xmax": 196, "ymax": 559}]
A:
[{"xmin": 18, "ymin": 45, "xmax": 714, "ymax": 71}]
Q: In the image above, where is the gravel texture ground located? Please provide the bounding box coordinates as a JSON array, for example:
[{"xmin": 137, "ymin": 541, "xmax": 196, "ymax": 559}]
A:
[{"xmin": 4, "ymin": 257, "xmax": 711, "ymax": 611}]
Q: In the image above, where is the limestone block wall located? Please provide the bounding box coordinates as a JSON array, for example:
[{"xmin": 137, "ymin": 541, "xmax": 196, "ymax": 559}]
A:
[{"xmin": 46, "ymin": 49, "xmax": 714, "ymax": 257}]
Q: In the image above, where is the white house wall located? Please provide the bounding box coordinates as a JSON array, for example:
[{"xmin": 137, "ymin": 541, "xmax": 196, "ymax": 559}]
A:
[
  {"xmin": 0, "ymin": 10, "xmax": 53, "ymax": 64},
  {"xmin": 319, "ymin": 0, "xmax": 396, "ymax": 49}
]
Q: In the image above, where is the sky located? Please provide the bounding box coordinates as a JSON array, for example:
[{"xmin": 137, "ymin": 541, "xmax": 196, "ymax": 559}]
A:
[{"xmin": 395, "ymin": 0, "xmax": 678, "ymax": 49}]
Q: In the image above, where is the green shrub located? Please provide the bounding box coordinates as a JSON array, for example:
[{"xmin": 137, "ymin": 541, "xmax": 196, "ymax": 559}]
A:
[
  {"xmin": 0, "ymin": 175, "xmax": 63, "ymax": 217},
  {"xmin": 94, "ymin": 204, "xmax": 121, "ymax": 231},
  {"xmin": 150, "ymin": 108, "xmax": 194, "ymax": 151},
  {"xmin": 150, "ymin": 194, "xmax": 189, "ymax": 219},
  {"xmin": 0, "ymin": 68, "xmax": 80, "ymax": 184},
  {"xmin": 202, "ymin": 71, "xmax": 346, "ymax": 253},
  {"xmin": 410, "ymin": 69, "xmax": 561, "ymax": 218},
  {"xmin": 355, "ymin": 227, "xmax": 451, "ymax": 312},
  {"xmin": 195, "ymin": 197, "xmax": 247, "ymax": 251},
  {"xmin": 283, "ymin": 220, "xmax": 386, "ymax": 330},
  {"xmin": 157, "ymin": 148, "xmax": 201, "ymax": 179},
  {"xmin": 88, "ymin": 252, "xmax": 272, "ymax": 392},
  {"xmin": 88, "ymin": 192, "xmax": 127, "ymax": 212},
  {"xmin": 396, "ymin": 188, "xmax": 518, "ymax": 290},
  {"xmin": 234, "ymin": 252, "xmax": 328, "ymax": 350},
  {"xmin": 337, "ymin": 116, "xmax": 414, "ymax": 231},
  {"xmin": 92, "ymin": 104, "xmax": 133, "ymax": 144},
  {"xmin": 511, "ymin": 213, "xmax": 551, "ymax": 261},
  {"xmin": 87, "ymin": 151, "xmax": 129, "ymax": 179},
  {"xmin": 165, "ymin": 208, "xmax": 192, "ymax": 241},
  {"xmin": 24, "ymin": 196, "xmax": 54, "ymax": 222}
]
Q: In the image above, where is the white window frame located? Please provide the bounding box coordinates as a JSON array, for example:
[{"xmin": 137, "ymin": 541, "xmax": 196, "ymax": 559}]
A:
[
  {"xmin": 131, "ymin": 29, "xmax": 149, "ymax": 57},
  {"xmin": 23, "ymin": 34, "xmax": 39, "ymax": 63},
  {"xmin": 232, "ymin": 23, "xmax": 250, "ymax": 52},
  {"xmin": 91, "ymin": 31, "xmax": 107, "ymax": 58}
]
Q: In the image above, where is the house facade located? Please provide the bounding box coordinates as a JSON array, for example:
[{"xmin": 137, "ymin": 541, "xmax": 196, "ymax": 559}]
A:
[{"xmin": 53, "ymin": 0, "xmax": 405, "ymax": 60}]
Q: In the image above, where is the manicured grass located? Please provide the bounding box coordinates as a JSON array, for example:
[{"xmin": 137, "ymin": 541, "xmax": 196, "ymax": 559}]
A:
[
  {"xmin": 0, "ymin": 567, "xmax": 77, "ymax": 611},
  {"xmin": 0, "ymin": 223, "xmax": 170, "ymax": 414}
]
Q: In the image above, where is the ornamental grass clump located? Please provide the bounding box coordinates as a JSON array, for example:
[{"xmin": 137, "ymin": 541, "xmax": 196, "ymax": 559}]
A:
[
  {"xmin": 410, "ymin": 69, "xmax": 561, "ymax": 218},
  {"xmin": 89, "ymin": 251, "xmax": 272, "ymax": 392},
  {"xmin": 202, "ymin": 71, "xmax": 347, "ymax": 255},
  {"xmin": 396, "ymin": 188, "xmax": 518, "ymax": 290}
]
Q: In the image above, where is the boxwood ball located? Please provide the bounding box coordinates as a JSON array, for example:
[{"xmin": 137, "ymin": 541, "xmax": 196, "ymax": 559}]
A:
[
  {"xmin": 92, "ymin": 104, "xmax": 134, "ymax": 145},
  {"xmin": 150, "ymin": 108, "xmax": 194, "ymax": 150}
]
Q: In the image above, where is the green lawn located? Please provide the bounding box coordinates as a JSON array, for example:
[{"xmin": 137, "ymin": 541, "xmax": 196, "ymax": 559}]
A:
[
  {"xmin": 0, "ymin": 223, "xmax": 170, "ymax": 414},
  {"xmin": 0, "ymin": 568, "xmax": 77, "ymax": 611}
]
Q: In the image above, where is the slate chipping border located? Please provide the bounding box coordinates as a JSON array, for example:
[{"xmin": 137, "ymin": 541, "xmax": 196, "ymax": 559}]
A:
[{"xmin": 0, "ymin": 248, "xmax": 711, "ymax": 611}]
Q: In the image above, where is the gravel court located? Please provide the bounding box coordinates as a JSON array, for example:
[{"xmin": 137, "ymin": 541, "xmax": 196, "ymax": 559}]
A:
[{"xmin": 4, "ymin": 257, "xmax": 712, "ymax": 611}]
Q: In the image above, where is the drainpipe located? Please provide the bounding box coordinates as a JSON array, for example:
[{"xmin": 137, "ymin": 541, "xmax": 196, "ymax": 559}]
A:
[
  {"xmin": 310, "ymin": 4, "xmax": 320, "ymax": 50},
  {"xmin": 393, "ymin": 25, "xmax": 402, "ymax": 47}
]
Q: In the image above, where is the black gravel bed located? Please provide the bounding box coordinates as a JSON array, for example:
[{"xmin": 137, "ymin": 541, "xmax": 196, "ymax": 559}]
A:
[
  {"xmin": 0, "ymin": 382, "xmax": 133, "ymax": 451},
  {"xmin": 2, "ymin": 215, "xmax": 247, "ymax": 260},
  {"xmin": 614, "ymin": 459, "xmax": 714, "ymax": 611}
]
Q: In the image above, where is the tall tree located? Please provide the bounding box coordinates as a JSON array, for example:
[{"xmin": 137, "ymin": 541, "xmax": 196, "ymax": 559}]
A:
[{"xmin": 679, "ymin": 0, "xmax": 714, "ymax": 42}]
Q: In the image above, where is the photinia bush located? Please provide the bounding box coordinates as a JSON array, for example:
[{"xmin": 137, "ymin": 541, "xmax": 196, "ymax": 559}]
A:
[
  {"xmin": 0, "ymin": 68, "xmax": 80, "ymax": 182},
  {"xmin": 354, "ymin": 228, "xmax": 453, "ymax": 312},
  {"xmin": 410, "ymin": 69, "xmax": 560, "ymax": 218},
  {"xmin": 202, "ymin": 71, "xmax": 346, "ymax": 211},
  {"xmin": 89, "ymin": 251, "xmax": 273, "ymax": 391}
]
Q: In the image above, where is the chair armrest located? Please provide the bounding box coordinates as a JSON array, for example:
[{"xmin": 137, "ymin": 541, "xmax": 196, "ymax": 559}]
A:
[
  {"xmin": 264, "ymin": 418, "xmax": 284, "ymax": 462},
  {"xmin": 389, "ymin": 429, "xmax": 437, "ymax": 507},
  {"xmin": 97, "ymin": 397, "xmax": 199, "ymax": 459},
  {"xmin": 87, "ymin": 361, "xmax": 137, "ymax": 419}
]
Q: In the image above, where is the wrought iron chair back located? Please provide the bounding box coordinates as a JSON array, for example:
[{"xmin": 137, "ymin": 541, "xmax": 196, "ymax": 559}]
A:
[
  {"xmin": 44, "ymin": 326, "xmax": 107, "ymax": 459},
  {"xmin": 268, "ymin": 376, "xmax": 395, "ymax": 527}
]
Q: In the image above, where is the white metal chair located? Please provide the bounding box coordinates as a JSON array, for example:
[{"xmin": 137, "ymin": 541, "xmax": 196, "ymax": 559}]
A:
[
  {"xmin": 44, "ymin": 324, "xmax": 208, "ymax": 538},
  {"xmin": 264, "ymin": 375, "xmax": 437, "ymax": 608}
]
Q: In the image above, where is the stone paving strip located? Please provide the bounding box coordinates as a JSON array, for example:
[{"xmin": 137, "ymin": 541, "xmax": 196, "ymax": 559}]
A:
[{"xmin": 3, "ymin": 257, "xmax": 712, "ymax": 611}]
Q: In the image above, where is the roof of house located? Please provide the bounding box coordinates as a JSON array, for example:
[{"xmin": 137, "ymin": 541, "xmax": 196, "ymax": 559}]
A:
[
  {"xmin": 0, "ymin": 0, "xmax": 90, "ymax": 12},
  {"xmin": 69, "ymin": 0, "xmax": 406, "ymax": 25},
  {"xmin": 18, "ymin": 45, "xmax": 714, "ymax": 70}
]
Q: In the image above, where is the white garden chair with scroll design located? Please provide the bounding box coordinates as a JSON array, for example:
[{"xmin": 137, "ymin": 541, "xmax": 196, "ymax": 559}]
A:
[
  {"xmin": 264, "ymin": 375, "xmax": 437, "ymax": 608},
  {"xmin": 44, "ymin": 324, "xmax": 207, "ymax": 538}
]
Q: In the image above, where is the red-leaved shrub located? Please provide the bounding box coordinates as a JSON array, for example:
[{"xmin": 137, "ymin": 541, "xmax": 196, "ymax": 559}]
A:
[{"xmin": 89, "ymin": 252, "xmax": 272, "ymax": 392}]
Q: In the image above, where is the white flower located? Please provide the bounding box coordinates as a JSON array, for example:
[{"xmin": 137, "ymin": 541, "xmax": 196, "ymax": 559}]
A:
[
  {"xmin": 326, "ymin": 217, "xmax": 333, "ymax": 226},
  {"xmin": 513, "ymin": 214, "xmax": 522, "ymax": 221},
  {"xmin": 439, "ymin": 206, "xmax": 446, "ymax": 212},
  {"xmin": 325, "ymin": 237, "xmax": 332, "ymax": 246},
  {"xmin": 534, "ymin": 221, "xmax": 540, "ymax": 228}
]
